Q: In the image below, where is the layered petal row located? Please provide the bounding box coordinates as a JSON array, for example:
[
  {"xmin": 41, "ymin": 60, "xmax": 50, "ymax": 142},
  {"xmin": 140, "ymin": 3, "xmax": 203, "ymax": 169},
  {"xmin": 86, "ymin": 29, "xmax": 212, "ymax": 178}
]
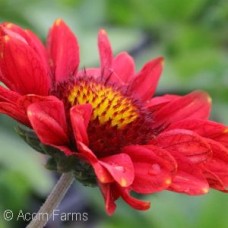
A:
[{"xmin": 1, "ymin": 19, "xmax": 228, "ymax": 216}]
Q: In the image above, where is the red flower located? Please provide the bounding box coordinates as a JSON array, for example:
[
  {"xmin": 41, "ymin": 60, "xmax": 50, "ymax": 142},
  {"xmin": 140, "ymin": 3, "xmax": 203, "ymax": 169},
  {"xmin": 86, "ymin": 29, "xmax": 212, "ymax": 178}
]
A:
[{"xmin": 1, "ymin": 19, "xmax": 228, "ymax": 215}]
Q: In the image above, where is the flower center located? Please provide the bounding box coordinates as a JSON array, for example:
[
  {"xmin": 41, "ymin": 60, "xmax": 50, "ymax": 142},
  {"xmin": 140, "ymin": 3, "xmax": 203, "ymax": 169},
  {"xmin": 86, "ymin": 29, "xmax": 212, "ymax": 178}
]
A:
[
  {"xmin": 55, "ymin": 76, "xmax": 154, "ymax": 157},
  {"xmin": 67, "ymin": 79, "xmax": 139, "ymax": 129}
]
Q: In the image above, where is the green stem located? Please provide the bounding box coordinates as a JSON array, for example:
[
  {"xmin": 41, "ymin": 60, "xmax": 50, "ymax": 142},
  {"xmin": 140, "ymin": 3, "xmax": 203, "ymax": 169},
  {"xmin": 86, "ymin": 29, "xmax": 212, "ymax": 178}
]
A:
[{"xmin": 26, "ymin": 172, "xmax": 74, "ymax": 228}]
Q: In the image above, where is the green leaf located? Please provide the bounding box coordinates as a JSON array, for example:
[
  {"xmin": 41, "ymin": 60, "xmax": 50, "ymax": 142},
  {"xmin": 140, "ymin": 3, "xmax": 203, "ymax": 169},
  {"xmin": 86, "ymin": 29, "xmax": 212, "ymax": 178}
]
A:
[{"xmin": 0, "ymin": 121, "xmax": 53, "ymax": 196}]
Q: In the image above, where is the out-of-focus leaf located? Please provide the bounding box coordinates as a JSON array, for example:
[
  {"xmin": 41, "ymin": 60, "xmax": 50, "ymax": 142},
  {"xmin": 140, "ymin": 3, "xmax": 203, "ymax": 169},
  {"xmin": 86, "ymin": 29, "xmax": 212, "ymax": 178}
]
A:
[
  {"xmin": 164, "ymin": 25, "xmax": 214, "ymax": 56},
  {"xmin": 143, "ymin": 192, "xmax": 205, "ymax": 228},
  {"xmin": 171, "ymin": 48, "xmax": 223, "ymax": 77},
  {"xmin": 106, "ymin": 0, "xmax": 208, "ymax": 27},
  {"xmin": 0, "ymin": 121, "xmax": 53, "ymax": 196},
  {"xmin": 0, "ymin": 169, "xmax": 30, "ymax": 211},
  {"xmin": 196, "ymin": 190, "xmax": 228, "ymax": 228}
]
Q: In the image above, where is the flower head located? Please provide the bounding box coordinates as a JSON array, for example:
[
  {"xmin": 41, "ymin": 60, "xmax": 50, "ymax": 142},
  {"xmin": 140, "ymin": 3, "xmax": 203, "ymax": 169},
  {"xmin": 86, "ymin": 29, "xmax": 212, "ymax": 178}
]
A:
[{"xmin": 1, "ymin": 19, "xmax": 228, "ymax": 215}]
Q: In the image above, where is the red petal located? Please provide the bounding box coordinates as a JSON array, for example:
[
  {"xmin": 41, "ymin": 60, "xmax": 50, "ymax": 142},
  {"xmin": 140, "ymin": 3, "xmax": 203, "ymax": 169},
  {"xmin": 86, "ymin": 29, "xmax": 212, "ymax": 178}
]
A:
[
  {"xmin": 145, "ymin": 94, "xmax": 180, "ymax": 110},
  {"xmin": 128, "ymin": 57, "xmax": 163, "ymax": 101},
  {"xmin": 18, "ymin": 94, "xmax": 58, "ymax": 111},
  {"xmin": 153, "ymin": 91, "xmax": 211, "ymax": 129},
  {"xmin": 101, "ymin": 171, "xmax": 151, "ymax": 213},
  {"xmin": 77, "ymin": 143, "xmax": 134, "ymax": 187},
  {"xmin": 169, "ymin": 169, "xmax": 209, "ymax": 195},
  {"xmin": 47, "ymin": 19, "xmax": 80, "ymax": 83},
  {"xmin": 0, "ymin": 85, "xmax": 20, "ymax": 103},
  {"xmin": 155, "ymin": 129, "xmax": 211, "ymax": 163},
  {"xmin": 98, "ymin": 183, "xmax": 119, "ymax": 215},
  {"xmin": 167, "ymin": 119, "xmax": 228, "ymax": 148},
  {"xmin": 0, "ymin": 102, "xmax": 29, "ymax": 125},
  {"xmin": 0, "ymin": 35, "xmax": 50, "ymax": 95},
  {"xmin": 70, "ymin": 104, "xmax": 93, "ymax": 146},
  {"xmin": 24, "ymin": 29, "xmax": 50, "ymax": 72},
  {"xmin": 0, "ymin": 88, "xmax": 57, "ymax": 126},
  {"xmin": 98, "ymin": 29, "xmax": 112, "ymax": 69},
  {"xmin": 203, "ymin": 139, "xmax": 228, "ymax": 191},
  {"xmin": 203, "ymin": 169, "xmax": 228, "ymax": 192},
  {"xmin": 168, "ymin": 150, "xmax": 209, "ymax": 195},
  {"xmin": 0, "ymin": 24, "xmax": 27, "ymax": 43},
  {"xmin": 100, "ymin": 153, "xmax": 134, "ymax": 187},
  {"xmin": 214, "ymin": 130, "xmax": 228, "ymax": 148},
  {"xmin": 112, "ymin": 52, "xmax": 135, "ymax": 83},
  {"xmin": 1, "ymin": 23, "xmax": 49, "ymax": 73},
  {"xmin": 122, "ymin": 145, "xmax": 176, "ymax": 193},
  {"xmin": 119, "ymin": 188, "xmax": 151, "ymax": 210},
  {"xmin": 167, "ymin": 119, "xmax": 225, "ymax": 136},
  {"xmin": 27, "ymin": 99, "xmax": 69, "ymax": 145},
  {"xmin": 77, "ymin": 142, "xmax": 113, "ymax": 183}
]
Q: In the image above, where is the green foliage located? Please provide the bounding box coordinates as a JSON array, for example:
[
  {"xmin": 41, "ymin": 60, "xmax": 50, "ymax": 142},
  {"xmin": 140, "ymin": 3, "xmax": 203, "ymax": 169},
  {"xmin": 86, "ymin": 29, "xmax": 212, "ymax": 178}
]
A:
[{"xmin": 106, "ymin": 0, "xmax": 208, "ymax": 27}]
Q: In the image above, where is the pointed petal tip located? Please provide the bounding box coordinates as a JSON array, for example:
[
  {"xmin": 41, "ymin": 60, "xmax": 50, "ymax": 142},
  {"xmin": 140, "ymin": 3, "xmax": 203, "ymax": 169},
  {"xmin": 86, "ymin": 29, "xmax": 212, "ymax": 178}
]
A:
[
  {"xmin": 120, "ymin": 178, "xmax": 128, "ymax": 187},
  {"xmin": 0, "ymin": 34, "xmax": 10, "ymax": 44},
  {"xmin": 5, "ymin": 23, "xmax": 13, "ymax": 29},
  {"xmin": 194, "ymin": 90, "xmax": 210, "ymax": 98},
  {"xmin": 151, "ymin": 56, "xmax": 164, "ymax": 66},
  {"xmin": 157, "ymin": 56, "xmax": 164, "ymax": 62},
  {"xmin": 224, "ymin": 128, "xmax": 228, "ymax": 134},
  {"xmin": 98, "ymin": 28, "xmax": 112, "ymax": 69},
  {"xmin": 106, "ymin": 204, "xmax": 116, "ymax": 216},
  {"xmin": 27, "ymin": 110, "xmax": 32, "ymax": 116},
  {"xmin": 98, "ymin": 28, "xmax": 109, "ymax": 43},
  {"xmin": 120, "ymin": 189, "xmax": 151, "ymax": 210},
  {"xmin": 54, "ymin": 18, "xmax": 64, "ymax": 26},
  {"xmin": 0, "ymin": 22, "xmax": 13, "ymax": 29},
  {"xmin": 99, "ymin": 175, "xmax": 110, "ymax": 184},
  {"xmin": 48, "ymin": 18, "xmax": 80, "ymax": 83},
  {"xmin": 202, "ymin": 187, "xmax": 209, "ymax": 194},
  {"xmin": 193, "ymin": 90, "xmax": 212, "ymax": 106},
  {"xmin": 100, "ymin": 153, "xmax": 134, "ymax": 187},
  {"xmin": 207, "ymin": 95, "xmax": 212, "ymax": 104},
  {"xmin": 3, "ymin": 35, "xmax": 10, "ymax": 42},
  {"xmin": 99, "ymin": 28, "xmax": 108, "ymax": 36},
  {"xmin": 129, "ymin": 56, "xmax": 164, "ymax": 101},
  {"xmin": 161, "ymin": 59, "xmax": 165, "ymax": 67},
  {"xmin": 156, "ymin": 56, "xmax": 165, "ymax": 68},
  {"xmin": 112, "ymin": 51, "xmax": 135, "ymax": 83},
  {"xmin": 165, "ymin": 178, "xmax": 172, "ymax": 186}
]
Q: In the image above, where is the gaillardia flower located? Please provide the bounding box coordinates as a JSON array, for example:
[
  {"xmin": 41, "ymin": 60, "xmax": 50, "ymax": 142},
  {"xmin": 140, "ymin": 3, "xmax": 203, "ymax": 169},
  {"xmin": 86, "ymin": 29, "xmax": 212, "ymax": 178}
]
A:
[{"xmin": 1, "ymin": 19, "xmax": 228, "ymax": 215}]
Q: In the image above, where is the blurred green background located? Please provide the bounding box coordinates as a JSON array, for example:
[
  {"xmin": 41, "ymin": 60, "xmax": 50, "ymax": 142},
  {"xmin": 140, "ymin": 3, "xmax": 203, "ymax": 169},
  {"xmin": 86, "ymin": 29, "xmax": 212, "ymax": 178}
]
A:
[{"xmin": 0, "ymin": 0, "xmax": 228, "ymax": 227}]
